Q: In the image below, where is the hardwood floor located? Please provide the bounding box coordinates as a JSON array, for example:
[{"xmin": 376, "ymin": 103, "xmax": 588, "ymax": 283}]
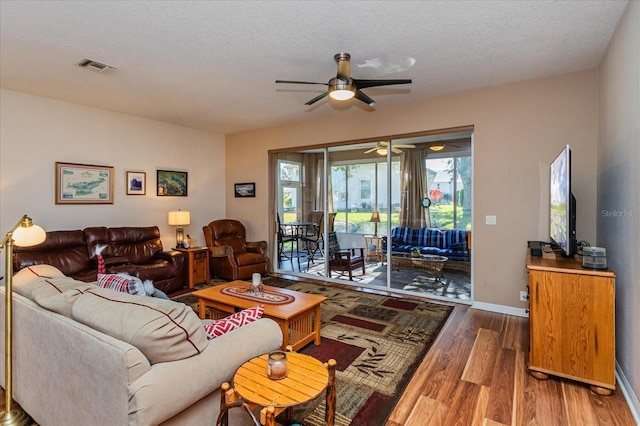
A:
[
  {"xmin": 387, "ymin": 304, "xmax": 636, "ymax": 426},
  {"xmin": 2, "ymin": 278, "xmax": 636, "ymax": 425}
]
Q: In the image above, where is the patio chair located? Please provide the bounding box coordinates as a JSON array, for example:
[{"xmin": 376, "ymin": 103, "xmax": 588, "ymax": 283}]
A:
[
  {"xmin": 277, "ymin": 213, "xmax": 298, "ymax": 267},
  {"xmin": 327, "ymin": 231, "xmax": 365, "ymax": 281},
  {"xmin": 301, "ymin": 212, "xmax": 337, "ymax": 264}
]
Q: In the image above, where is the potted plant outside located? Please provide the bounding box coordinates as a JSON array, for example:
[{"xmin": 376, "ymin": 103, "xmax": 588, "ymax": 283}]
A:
[{"xmin": 411, "ymin": 247, "xmax": 421, "ymax": 258}]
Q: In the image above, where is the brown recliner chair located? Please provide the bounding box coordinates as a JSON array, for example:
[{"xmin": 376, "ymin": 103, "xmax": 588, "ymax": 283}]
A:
[{"xmin": 203, "ymin": 219, "xmax": 269, "ymax": 280}]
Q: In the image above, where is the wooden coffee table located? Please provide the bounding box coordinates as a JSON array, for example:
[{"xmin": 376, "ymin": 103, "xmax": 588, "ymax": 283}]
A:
[
  {"xmin": 192, "ymin": 281, "xmax": 326, "ymax": 351},
  {"xmin": 218, "ymin": 351, "xmax": 337, "ymax": 426}
]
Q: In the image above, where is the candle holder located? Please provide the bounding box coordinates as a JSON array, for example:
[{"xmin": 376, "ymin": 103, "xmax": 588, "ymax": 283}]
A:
[
  {"xmin": 267, "ymin": 351, "xmax": 288, "ymax": 380},
  {"xmin": 249, "ymin": 273, "xmax": 263, "ymax": 295}
]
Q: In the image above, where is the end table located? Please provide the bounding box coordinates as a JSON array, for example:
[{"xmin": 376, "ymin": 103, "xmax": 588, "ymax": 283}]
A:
[
  {"xmin": 174, "ymin": 247, "xmax": 210, "ymax": 288},
  {"xmin": 218, "ymin": 350, "xmax": 337, "ymax": 426},
  {"xmin": 364, "ymin": 235, "xmax": 384, "ymax": 263}
]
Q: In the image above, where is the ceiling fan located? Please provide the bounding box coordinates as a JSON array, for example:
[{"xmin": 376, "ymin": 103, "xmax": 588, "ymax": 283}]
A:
[
  {"xmin": 275, "ymin": 52, "xmax": 412, "ymax": 106},
  {"xmin": 364, "ymin": 141, "xmax": 416, "ymax": 155}
]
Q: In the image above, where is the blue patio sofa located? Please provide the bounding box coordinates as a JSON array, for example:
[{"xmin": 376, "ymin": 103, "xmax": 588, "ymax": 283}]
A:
[{"xmin": 382, "ymin": 226, "xmax": 471, "ymax": 262}]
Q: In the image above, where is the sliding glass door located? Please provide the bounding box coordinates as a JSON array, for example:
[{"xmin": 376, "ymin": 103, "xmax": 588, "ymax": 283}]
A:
[{"xmin": 271, "ymin": 131, "xmax": 473, "ymax": 303}]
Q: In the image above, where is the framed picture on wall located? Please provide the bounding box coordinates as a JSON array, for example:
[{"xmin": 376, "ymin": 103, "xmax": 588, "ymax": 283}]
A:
[
  {"xmin": 234, "ymin": 182, "xmax": 256, "ymax": 198},
  {"xmin": 126, "ymin": 171, "xmax": 146, "ymax": 195},
  {"xmin": 157, "ymin": 170, "xmax": 188, "ymax": 196},
  {"xmin": 55, "ymin": 162, "xmax": 114, "ymax": 204}
]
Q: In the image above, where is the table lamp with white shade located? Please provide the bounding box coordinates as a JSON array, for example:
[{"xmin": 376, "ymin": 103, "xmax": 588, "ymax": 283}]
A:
[
  {"xmin": 1, "ymin": 215, "xmax": 46, "ymax": 426},
  {"xmin": 168, "ymin": 210, "xmax": 190, "ymax": 248}
]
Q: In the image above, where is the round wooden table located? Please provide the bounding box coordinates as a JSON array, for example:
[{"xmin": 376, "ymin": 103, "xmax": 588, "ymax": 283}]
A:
[{"xmin": 218, "ymin": 351, "xmax": 337, "ymax": 426}]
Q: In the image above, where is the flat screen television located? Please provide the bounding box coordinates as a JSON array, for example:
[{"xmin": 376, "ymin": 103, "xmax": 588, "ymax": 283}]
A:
[{"xmin": 549, "ymin": 145, "xmax": 577, "ymax": 257}]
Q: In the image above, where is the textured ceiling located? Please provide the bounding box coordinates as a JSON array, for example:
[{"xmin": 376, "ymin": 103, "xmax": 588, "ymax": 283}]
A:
[{"xmin": 0, "ymin": 1, "xmax": 628, "ymax": 135}]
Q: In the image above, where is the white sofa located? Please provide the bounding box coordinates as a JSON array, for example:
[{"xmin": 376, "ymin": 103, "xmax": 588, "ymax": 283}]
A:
[{"xmin": 0, "ymin": 266, "xmax": 283, "ymax": 425}]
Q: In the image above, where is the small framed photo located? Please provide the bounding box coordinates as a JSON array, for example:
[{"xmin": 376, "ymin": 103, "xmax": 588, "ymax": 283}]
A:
[
  {"xmin": 55, "ymin": 162, "xmax": 114, "ymax": 204},
  {"xmin": 157, "ymin": 170, "xmax": 188, "ymax": 196},
  {"xmin": 126, "ymin": 171, "xmax": 146, "ymax": 195},
  {"xmin": 234, "ymin": 182, "xmax": 256, "ymax": 198}
]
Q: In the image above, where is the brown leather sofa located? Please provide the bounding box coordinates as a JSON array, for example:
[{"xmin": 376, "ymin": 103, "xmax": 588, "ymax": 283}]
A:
[
  {"xmin": 203, "ymin": 219, "xmax": 268, "ymax": 280},
  {"xmin": 13, "ymin": 226, "xmax": 185, "ymax": 294}
]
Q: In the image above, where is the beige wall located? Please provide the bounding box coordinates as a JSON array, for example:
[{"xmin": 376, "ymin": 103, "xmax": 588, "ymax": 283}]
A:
[
  {"xmin": 598, "ymin": 0, "xmax": 640, "ymax": 411},
  {"xmin": 226, "ymin": 69, "xmax": 599, "ymax": 309},
  {"xmin": 0, "ymin": 89, "xmax": 226, "ymax": 270}
]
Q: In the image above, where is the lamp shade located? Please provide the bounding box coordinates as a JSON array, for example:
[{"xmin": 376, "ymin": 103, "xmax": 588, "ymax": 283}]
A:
[
  {"xmin": 369, "ymin": 212, "xmax": 381, "ymax": 223},
  {"xmin": 168, "ymin": 210, "xmax": 190, "ymax": 226},
  {"xmin": 12, "ymin": 221, "xmax": 46, "ymax": 247}
]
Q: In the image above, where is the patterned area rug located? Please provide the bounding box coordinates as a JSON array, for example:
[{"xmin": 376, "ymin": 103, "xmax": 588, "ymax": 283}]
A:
[{"xmin": 172, "ymin": 277, "xmax": 453, "ymax": 426}]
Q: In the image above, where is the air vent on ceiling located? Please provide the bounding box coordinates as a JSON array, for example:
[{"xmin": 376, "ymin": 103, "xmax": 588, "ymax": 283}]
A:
[{"xmin": 76, "ymin": 58, "xmax": 116, "ymax": 74}]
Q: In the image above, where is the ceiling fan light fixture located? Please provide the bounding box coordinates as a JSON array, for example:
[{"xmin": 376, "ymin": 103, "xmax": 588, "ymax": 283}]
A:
[
  {"xmin": 430, "ymin": 144, "xmax": 445, "ymax": 151},
  {"xmin": 376, "ymin": 148, "xmax": 387, "ymax": 155},
  {"xmin": 276, "ymin": 52, "xmax": 411, "ymax": 106},
  {"xmin": 329, "ymin": 89, "xmax": 355, "ymax": 101},
  {"xmin": 328, "ymin": 82, "xmax": 355, "ymax": 101}
]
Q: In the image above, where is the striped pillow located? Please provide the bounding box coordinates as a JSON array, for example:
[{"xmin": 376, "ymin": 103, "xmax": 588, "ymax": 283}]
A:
[
  {"xmin": 203, "ymin": 305, "xmax": 265, "ymax": 340},
  {"xmin": 97, "ymin": 273, "xmax": 145, "ymax": 296}
]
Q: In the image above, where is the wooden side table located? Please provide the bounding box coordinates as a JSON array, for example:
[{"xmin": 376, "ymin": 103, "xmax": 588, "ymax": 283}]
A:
[
  {"xmin": 174, "ymin": 247, "xmax": 210, "ymax": 288},
  {"xmin": 218, "ymin": 351, "xmax": 337, "ymax": 426},
  {"xmin": 364, "ymin": 235, "xmax": 384, "ymax": 263}
]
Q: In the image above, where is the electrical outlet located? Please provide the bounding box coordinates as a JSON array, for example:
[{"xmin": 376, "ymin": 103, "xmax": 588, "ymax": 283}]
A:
[{"xmin": 520, "ymin": 291, "xmax": 529, "ymax": 302}]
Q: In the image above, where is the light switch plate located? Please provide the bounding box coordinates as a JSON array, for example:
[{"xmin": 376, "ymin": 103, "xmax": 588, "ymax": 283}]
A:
[{"xmin": 486, "ymin": 215, "xmax": 497, "ymax": 225}]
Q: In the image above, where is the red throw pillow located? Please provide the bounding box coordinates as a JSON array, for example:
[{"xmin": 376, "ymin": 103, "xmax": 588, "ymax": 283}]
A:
[
  {"xmin": 97, "ymin": 273, "xmax": 145, "ymax": 296},
  {"xmin": 203, "ymin": 305, "xmax": 265, "ymax": 340}
]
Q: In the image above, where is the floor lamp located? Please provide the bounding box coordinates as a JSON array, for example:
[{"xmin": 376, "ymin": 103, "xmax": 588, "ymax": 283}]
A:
[
  {"xmin": 369, "ymin": 211, "xmax": 381, "ymax": 237},
  {"xmin": 1, "ymin": 215, "xmax": 46, "ymax": 426}
]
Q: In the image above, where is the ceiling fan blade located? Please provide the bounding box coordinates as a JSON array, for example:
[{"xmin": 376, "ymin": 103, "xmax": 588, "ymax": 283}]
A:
[
  {"xmin": 305, "ymin": 92, "xmax": 329, "ymax": 105},
  {"xmin": 354, "ymin": 89, "xmax": 376, "ymax": 106},
  {"xmin": 392, "ymin": 143, "xmax": 416, "ymax": 149},
  {"xmin": 364, "ymin": 147, "xmax": 378, "ymax": 154},
  {"xmin": 391, "ymin": 147, "xmax": 403, "ymax": 154},
  {"xmin": 379, "ymin": 141, "xmax": 388, "ymax": 147},
  {"xmin": 353, "ymin": 79, "xmax": 412, "ymax": 89},
  {"xmin": 276, "ymin": 80, "xmax": 328, "ymax": 86}
]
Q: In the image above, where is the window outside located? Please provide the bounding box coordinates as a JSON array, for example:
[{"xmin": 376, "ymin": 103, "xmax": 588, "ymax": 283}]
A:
[
  {"xmin": 426, "ymin": 156, "xmax": 471, "ymax": 230},
  {"xmin": 278, "ymin": 160, "xmax": 301, "ymax": 222}
]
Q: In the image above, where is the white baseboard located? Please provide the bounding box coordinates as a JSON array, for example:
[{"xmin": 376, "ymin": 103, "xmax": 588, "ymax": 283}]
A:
[
  {"xmin": 471, "ymin": 301, "xmax": 529, "ymax": 317},
  {"xmin": 616, "ymin": 361, "xmax": 640, "ymax": 425}
]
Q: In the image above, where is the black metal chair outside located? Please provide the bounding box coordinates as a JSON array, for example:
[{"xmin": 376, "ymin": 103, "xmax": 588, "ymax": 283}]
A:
[
  {"xmin": 300, "ymin": 211, "xmax": 323, "ymax": 263},
  {"xmin": 277, "ymin": 213, "xmax": 298, "ymax": 267},
  {"xmin": 301, "ymin": 212, "xmax": 337, "ymax": 265}
]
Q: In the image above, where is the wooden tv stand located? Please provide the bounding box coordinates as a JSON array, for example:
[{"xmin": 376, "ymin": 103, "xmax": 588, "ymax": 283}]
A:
[{"xmin": 526, "ymin": 252, "xmax": 616, "ymax": 395}]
